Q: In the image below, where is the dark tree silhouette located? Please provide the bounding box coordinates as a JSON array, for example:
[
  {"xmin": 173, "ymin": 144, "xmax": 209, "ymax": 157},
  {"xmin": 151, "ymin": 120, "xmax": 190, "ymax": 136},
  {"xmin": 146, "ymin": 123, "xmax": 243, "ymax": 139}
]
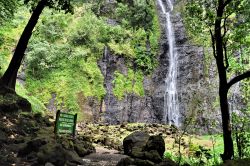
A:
[
  {"xmin": 211, "ymin": 0, "xmax": 250, "ymax": 160},
  {"xmin": 0, "ymin": 0, "xmax": 73, "ymax": 91},
  {"xmin": 185, "ymin": 0, "xmax": 250, "ymax": 161}
]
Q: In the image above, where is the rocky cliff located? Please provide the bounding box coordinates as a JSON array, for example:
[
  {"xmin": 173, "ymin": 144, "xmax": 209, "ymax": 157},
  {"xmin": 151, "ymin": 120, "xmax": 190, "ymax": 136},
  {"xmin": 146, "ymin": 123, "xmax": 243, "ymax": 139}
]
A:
[
  {"xmin": 10, "ymin": 0, "xmax": 246, "ymax": 134},
  {"xmin": 96, "ymin": 0, "xmax": 220, "ymax": 131}
]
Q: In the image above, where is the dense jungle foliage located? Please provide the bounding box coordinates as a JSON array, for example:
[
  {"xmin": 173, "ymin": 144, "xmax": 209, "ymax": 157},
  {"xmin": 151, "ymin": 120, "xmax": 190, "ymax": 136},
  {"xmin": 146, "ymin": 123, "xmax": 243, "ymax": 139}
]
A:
[
  {"xmin": 0, "ymin": 0, "xmax": 160, "ymax": 116},
  {"xmin": 0, "ymin": 0, "xmax": 250, "ymax": 165}
]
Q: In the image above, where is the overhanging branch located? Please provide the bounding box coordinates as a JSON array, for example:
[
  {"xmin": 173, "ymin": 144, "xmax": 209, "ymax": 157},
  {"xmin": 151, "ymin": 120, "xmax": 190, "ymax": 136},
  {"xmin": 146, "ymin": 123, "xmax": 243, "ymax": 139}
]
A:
[
  {"xmin": 210, "ymin": 29, "xmax": 217, "ymax": 59},
  {"xmin": 221, "ymin": 13, "xmax": 232, "ymax": 38},
  {"xmin": 227, "ymin": 70, "xmax": 250, "ymax": 90}
]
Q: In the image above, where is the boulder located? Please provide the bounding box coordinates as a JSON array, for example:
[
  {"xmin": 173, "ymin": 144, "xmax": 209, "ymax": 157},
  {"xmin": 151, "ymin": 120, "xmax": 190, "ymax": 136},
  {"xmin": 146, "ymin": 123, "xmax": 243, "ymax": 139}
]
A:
[
  {"xmin": 73, "ymin": 139, "xmax": 96, "ymax": 157},
  {"xmin": 17, "ymin": 132, "xmax": 95, "ymax": 165},
  {"xmin": 16, "ymin": 97, "xmax": 31, "ymax": 112},
  {"xmin": 0, "ymin": 93, "xmax": 31, "ymax": 112},
  {"xmin": 223, "ymin": 158, "xmax": 250, "ymax": 166},
  {"xmin": 45, "ymin": 162, "xmax": 55, "ymax": 166},
  {"xmin": 116, "ymin": 157, "xmax": 134, "ymax": 166},
  {"xmin": 117, "ymin": 157, "xmax": 155, "ymax": 166},
  {"xmin": 144, "ymin": 150, "xmax": 162, "ymax": 163},
  {"xmin": 18, "ymin": 138, "xmax": 47, "ymax": 156},
  {"xmin": 123, "ymin": 131, "xmax": 150, "ymax": 155},
  {"xmin": 157, "ymin": 158, "xmax": 178, "ymax": 166},
  {"xmin": 37, "ymin": 143, "xmax": 83, "ymax": 166},
  {"xmin": 144, "ymin": 135, "xmax": 165, "ymax": 157},
  {"xmin": 117, "ymin": 155, "xmax": 178, "ymax": 166},
  {"xmin": 122, "ymin": 131, "xmax": 167, "ymax": 164}
]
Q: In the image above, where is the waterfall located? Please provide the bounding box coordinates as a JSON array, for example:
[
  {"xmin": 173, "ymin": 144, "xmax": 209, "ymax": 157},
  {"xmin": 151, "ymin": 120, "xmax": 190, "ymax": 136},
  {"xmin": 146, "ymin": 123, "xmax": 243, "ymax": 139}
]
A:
[{"xmin": 158, "ymin": 0, "xmax": 180, "ymax": 126}]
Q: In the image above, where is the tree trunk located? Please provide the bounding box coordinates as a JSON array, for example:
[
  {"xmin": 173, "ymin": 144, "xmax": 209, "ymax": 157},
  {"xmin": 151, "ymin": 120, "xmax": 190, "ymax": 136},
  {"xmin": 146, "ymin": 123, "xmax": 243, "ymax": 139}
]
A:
[
  {"xmin": 219, "ymin": 86, "xmax": 234, "ymax": 160},
  {"xmin": 0, "ymin": 0, "xmax": 46, "ymax": 90},
  {"xmin": 216, "ymin": 47, "xmax": 234, "ymax": 161},
  {"xmin": 215, "ymin": 1, "xmax": 234, "ymax": 161}
]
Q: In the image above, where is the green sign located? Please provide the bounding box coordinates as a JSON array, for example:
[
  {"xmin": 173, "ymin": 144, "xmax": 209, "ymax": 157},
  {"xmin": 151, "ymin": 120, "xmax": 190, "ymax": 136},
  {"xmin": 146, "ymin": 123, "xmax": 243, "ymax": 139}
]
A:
[{"xmin": 54, "ymin": 110, "xmax": 77, "ymax": 136}]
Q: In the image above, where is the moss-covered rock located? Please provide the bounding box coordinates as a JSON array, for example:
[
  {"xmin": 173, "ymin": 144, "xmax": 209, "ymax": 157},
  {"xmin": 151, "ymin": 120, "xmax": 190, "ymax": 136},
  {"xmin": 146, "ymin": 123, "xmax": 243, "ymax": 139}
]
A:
[
  {"xmin": 18, "ymin": 138, "xmax": 47, "ymax": 156},
  {"xmin": 117, "ymin": 157, "xmax": 155, "ymax": 166},
  {"xmin": 123, "ymin": 131, "xmax": 150, "ymax": 155},
  {"xmin": 222, "ymin": 158, "xmax": 250, "ymax": 166},
  {"xmin": 122, "ymin": 131, "xmax": 166, "ymax": 164},
  {"xmin": 0, "ymin": 92, "xmax": 31, "ymax": 112},
  {"xmin": 144, "ymin": 150, "xmax": 162, "ymax": 163},
  {"xmin": 37, "ymin": 143, "xmax": 83, "ymax": 166},
  {"xmin": 0, "ymin": 111, "xmax": 95, "ymax": 165},
  {"xmin": 74, "ymin": 138, "xmax": 96, "ymax": 157},
  {"xmin": 144, "ymin": 135, "xmax": 165, "ymax": 157}
]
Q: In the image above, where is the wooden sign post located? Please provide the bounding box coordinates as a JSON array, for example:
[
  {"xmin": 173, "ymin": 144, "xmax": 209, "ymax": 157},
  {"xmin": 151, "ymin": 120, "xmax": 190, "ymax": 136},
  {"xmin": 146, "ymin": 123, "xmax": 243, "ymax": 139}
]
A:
[{"xmin": 54, "ymin": 110, "xmax": 77, "ymax": 137}]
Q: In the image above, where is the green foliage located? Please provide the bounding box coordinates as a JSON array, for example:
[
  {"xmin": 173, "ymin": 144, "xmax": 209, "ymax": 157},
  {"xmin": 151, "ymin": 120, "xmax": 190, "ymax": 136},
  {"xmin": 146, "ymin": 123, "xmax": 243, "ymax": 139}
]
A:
[
  {"xmin": 26, "ymin": 41, "xmax": 72, "ymax": 78},
  {"xmin": 164, "ymin": 150, "xmax": 216, "ymax": 166},
  {"xmin": 232, "ymin": 109, "xmax": 250, "ymax": 159},
  {"xmin": 35, "ymin": 9, "xmax": 72, "ymax": 42},
  {"xmin": 0, "ymin": 0, "xmax": 160, "ymax": 120},
  {"xmin": 183, "ymin": 0, "xmax": 250, "ymax": 73},
  {"xmin": 0, "ymin": 7, "xmax": 30, "ymax": 76},
  {"xmin": 113, "ymin": 70, "xmax": 144, "ymax": 100},
  {"xmin": 164, "ymin": 135, "xmax": 223, "ymax": 166},
  {"xmin": 69, "ymin": 12, "xmax": 104, "ymax": 47},
  {"xmin": 0, "ymin": 50, "xmax": 9, "ymax": 76},
  {"xmin": 183, "ymin": 0, "xmax": 250, "ymax": 57},
  {"xmin": 115, "ymin": 0, "xmax": 155, "ymax": 31},
  {"xmin": 26, "ymin": 54, "xmax": 106, "ymax": 113},
  {"xmin": 89, "ymin": 0, "xmax": 114, "ymax": 17},
  {"xmin": 149, "ymin": 13, "xmax": 160, "ymax": 52},
  {"xmin": 86, "ymin": 0, "xmax": 160, "ymax": 71},
  {"xmin": 0, "ymin": 0, "xmax": 19, "ymax": 25},
  {"xmin": 69, "ymin": 11, "xmax": 136, "ymax": 58},
  {"xmin": 134, "ymin": 44, "xmax": 157, "ymax": 74},
  {"xmin": 16, "ymin": 83, "xmax": 46, "ymax": 114},
  {"xmin": 24, "ymin": 0, "xmax": 74, "ymax": 14}
]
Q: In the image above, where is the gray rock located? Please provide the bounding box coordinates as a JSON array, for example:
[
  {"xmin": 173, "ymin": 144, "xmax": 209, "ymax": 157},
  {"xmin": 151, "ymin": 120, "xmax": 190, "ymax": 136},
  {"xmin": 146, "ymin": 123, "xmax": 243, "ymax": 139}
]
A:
[
  {"xmin": 122, "ymin": 132, "xmax": 167, "ymax": 164},
  {"xmin": 157, "ymin": 158, "xmax": 178, "ymax": 166},
  {"xmin": 0, "ymin": 93, "xmax": 31, "ymax": 112},
  {"xmin": 97, "ymin": 47, "xmax": 160, "ymax": 124},
  {"xmin": 123, "ymin": 131, "xmax": 150, "ymax": 156},
  {"xmin": 37, "ymin": 144, "xmax": 84, "ymax": 166},
  {"xmin": 117, "ymin": 157, "xmax": 155, "ymax": 166},
  {"xmin": 144, "ymin": 135, "xmax": 165, "ymax": 158},
  {"xmin": 74, "ymin": 140, "xmax": 96, "ymax": 157},
  {"xmin": 45, "ymin": 162, "xmax": 55, "ymax": 166},
  {"xmin": 18, "ymin": 138, "xmax": 47, "ymax": 156},
  {"xmin": 0, "ymin": 130, "xmax": 7, "ymax": 143}
]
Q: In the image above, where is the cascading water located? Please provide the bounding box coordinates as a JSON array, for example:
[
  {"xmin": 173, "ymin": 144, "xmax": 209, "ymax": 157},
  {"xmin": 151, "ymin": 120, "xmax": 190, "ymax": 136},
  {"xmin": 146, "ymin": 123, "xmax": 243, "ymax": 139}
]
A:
[{"xmin": 158, "ymin": 0, "xmax": 180, "ymax": 126}]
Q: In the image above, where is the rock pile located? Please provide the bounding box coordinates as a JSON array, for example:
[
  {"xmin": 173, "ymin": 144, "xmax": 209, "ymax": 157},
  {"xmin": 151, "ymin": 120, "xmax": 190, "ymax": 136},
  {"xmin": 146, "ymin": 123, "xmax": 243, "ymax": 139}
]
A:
[
  {"xmin": 0, "ymin": 112, "xmax": 95, "ymax": 166},
  {"xmin": 117, "ymin": 131, "xmax": 177, "ymax": 166},
  {"xmin": 77, "ymin": 123, "xmax": 179, "ymax": 151}
]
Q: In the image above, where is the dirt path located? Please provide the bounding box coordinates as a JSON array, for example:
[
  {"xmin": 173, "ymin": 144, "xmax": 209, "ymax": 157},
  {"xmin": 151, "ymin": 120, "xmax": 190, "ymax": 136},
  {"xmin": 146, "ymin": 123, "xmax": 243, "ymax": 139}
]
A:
[{"xmin": 81, "ymin": 145, "xmax": 128, "ymax": 166}]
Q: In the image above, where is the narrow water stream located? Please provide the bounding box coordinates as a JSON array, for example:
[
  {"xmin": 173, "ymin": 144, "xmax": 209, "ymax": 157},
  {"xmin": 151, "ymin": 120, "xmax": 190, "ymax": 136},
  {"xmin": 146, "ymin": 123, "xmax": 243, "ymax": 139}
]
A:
[{"xmin": 158, "ymin": 0, "xmax": 180, "ymax": 127}]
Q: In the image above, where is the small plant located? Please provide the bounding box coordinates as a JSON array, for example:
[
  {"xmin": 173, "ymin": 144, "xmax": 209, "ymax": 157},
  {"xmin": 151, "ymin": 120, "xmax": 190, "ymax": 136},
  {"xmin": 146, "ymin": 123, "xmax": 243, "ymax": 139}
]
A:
[{"xmin": 232, "ymin": 109, "xmax": 250, "ymax": 159}]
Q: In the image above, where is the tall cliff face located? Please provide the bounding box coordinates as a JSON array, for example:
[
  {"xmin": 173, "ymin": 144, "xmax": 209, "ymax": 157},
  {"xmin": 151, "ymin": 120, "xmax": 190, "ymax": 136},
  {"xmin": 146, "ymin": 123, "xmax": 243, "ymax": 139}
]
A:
[
  {"xmin": 97, "ymin": 48, "xmax": 161, "ymax": 124},
  {"xmin": 96, "ymin": 0, "xmax": 219, "ymax": 129}
]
